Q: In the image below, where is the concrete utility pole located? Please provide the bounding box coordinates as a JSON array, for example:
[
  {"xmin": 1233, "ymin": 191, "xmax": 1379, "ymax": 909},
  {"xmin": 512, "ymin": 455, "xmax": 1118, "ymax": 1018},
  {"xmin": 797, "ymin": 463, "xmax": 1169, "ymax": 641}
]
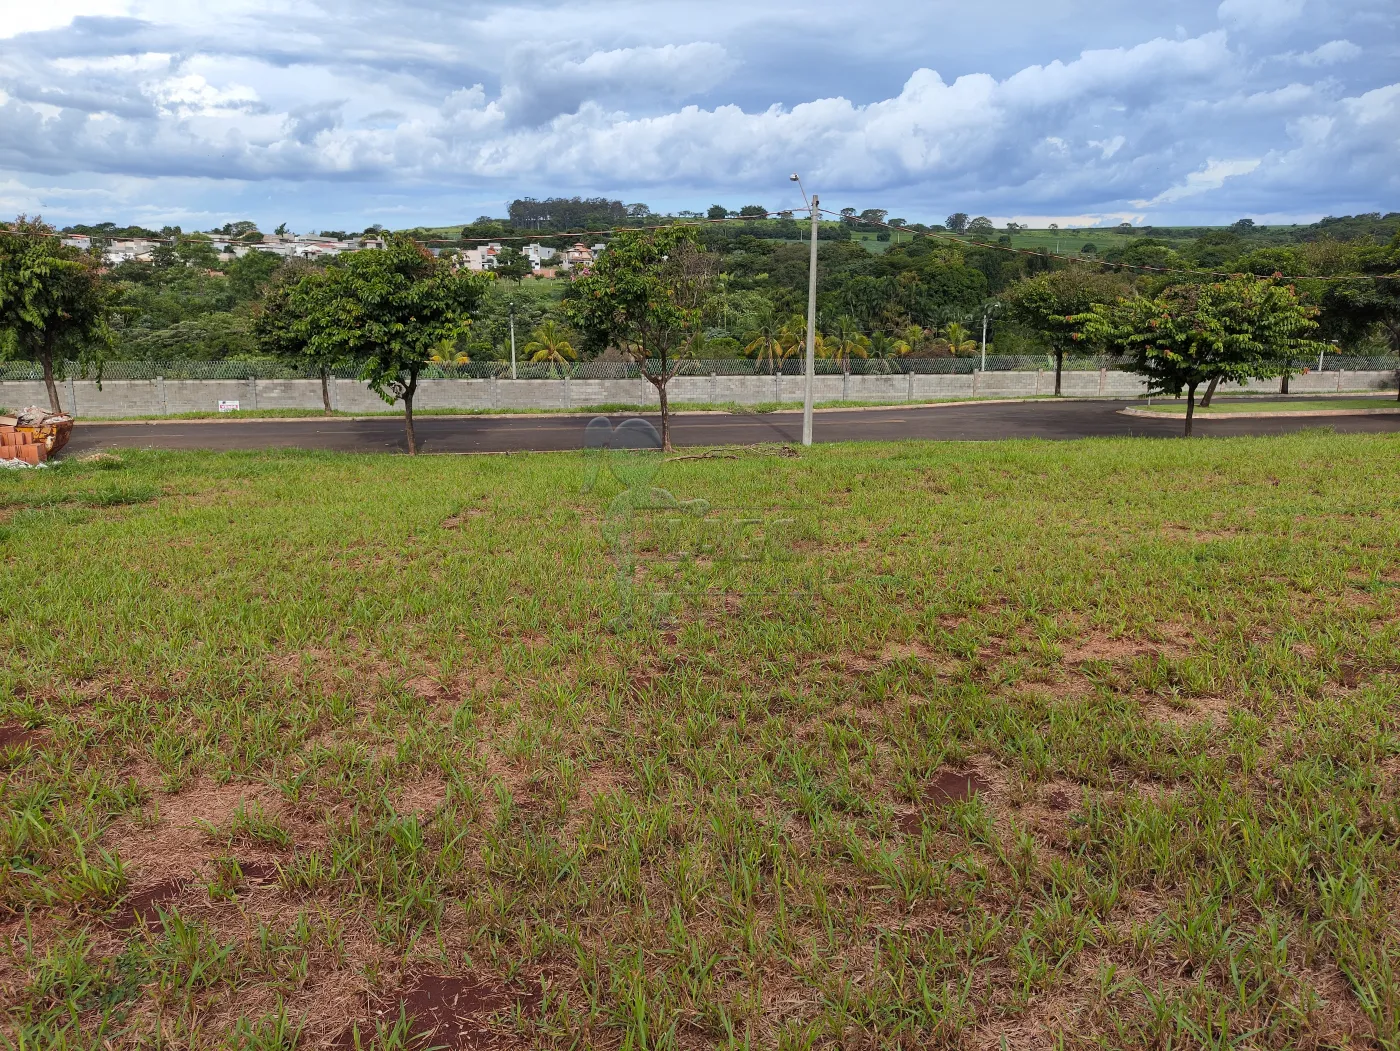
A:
[
  {"xmin": 981, "ymin": 312, "xmax": 989, "ymax": 373},
  {"xmin": 791, "ymin": 174, "xmax": 819, "ymax": 446},
  {"xmin": 509, "ymin": 301, "xmax": 517, "ymax": 380}
]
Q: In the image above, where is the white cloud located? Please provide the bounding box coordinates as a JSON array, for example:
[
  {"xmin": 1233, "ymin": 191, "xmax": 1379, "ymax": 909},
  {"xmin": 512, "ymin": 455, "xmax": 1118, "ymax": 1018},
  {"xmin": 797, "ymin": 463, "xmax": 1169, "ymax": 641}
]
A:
[
  {"xmin": 1294, "ymin": 39, "xmax": 1362, "ymax": 66},
  {"xmin": 0, "ymin": 0, "xmax": 131, "ymax": 39},
  {"xmin": 0, "ymin": 1, "xmax": 1395, "ymax": 226},
  {"xmin": 1137, "ymin": 158, "xmax": 1262, "ymax": 206},
  {"xmin": 1217, "ymin": 0, "xmax": 1306, "ymax": 30}
]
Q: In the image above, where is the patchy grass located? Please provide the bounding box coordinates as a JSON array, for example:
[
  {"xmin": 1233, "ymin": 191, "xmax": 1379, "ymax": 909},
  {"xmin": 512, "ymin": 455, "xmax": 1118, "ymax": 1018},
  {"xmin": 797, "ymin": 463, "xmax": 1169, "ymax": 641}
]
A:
[{"xmin": 2, "ymin": 434, "xmax": 1399, "ymax": 1049}]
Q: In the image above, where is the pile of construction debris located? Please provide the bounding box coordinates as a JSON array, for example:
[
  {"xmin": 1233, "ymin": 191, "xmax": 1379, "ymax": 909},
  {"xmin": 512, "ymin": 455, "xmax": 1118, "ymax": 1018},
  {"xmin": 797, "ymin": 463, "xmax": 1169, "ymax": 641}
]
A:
[{"xmin": 0, "ymin": 407, "xmax": 74, "ymax": 465}]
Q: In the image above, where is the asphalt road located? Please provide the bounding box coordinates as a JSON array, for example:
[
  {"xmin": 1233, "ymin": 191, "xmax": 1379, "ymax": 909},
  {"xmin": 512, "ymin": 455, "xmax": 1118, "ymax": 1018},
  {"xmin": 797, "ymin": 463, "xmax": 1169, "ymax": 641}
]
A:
[{"xmin": 65, "ymin": 400, "xmax": 1400, "ymax": 455}]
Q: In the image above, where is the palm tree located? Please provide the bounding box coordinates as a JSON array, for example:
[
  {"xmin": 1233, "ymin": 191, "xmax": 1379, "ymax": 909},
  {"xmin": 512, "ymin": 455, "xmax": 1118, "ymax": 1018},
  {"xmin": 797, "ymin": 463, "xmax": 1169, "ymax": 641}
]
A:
[
  {"xmin": 523, "ymin": 321, "xmax": 578, "ymax": 366},
  {"xmin": 867, "ymin": 331, "xmax": 897, "ymax": 358},
  {"xmin": 941, "ymin": 321, "xmax": 978, "ymax": 356},
  {"xmin": 822, "ymin": 316, "xmax": 871, "ymax": 373},
  {"xmin": 742, "ymin": 307, "xmax": 785, "ymax": 374},
  {"xmin": 777, "ymin": 314, "xmax": 809, "ymax": 367}
]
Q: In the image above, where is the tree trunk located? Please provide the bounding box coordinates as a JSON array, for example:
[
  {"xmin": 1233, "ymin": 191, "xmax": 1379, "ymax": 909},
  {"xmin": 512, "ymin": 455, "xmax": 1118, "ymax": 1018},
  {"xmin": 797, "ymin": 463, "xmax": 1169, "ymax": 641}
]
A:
[
  {"xmin": 1054, "ymin": 349, "xmax": 1063, "ymax": 396},
  {"xmin": 402, "ymin": 369, "xmax": 419, "ymax": 455},
  {"xmin": 657, "ymin": 380, "xmax": 671, "ymax": 452},
  {"xmin": 1184, "ymin": 382, "xmax": 1198, "ymax": 438},
  {"xmin": 1280, "ymin": 371, "xmax": 1289, "ymax": 395},
  {"xmin": 1200, "ymin": 375, "xmax": 1220, "ymax": 408},
  {"xmin": 320, "ymin": 367, "xmax": 332, "ymax": 414},
  {"xmin": 40, "ymin": 335, "xmax": 62, "ymax": 413}
]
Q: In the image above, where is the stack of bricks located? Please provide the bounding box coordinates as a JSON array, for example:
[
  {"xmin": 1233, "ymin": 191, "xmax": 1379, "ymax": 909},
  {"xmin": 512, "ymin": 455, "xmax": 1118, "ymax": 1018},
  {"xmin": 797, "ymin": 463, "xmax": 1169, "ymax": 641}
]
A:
[{"xmin": 0, "ymin": 421, "xmax": 47, "ymax": 464}]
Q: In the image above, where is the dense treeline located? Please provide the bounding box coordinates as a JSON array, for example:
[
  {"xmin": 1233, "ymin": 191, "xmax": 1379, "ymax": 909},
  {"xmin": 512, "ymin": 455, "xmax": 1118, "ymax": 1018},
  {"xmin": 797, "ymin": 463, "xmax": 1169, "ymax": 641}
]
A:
[{"xmin": 2, "ymin": 211, "xmax": 1397, "ymax": 376}]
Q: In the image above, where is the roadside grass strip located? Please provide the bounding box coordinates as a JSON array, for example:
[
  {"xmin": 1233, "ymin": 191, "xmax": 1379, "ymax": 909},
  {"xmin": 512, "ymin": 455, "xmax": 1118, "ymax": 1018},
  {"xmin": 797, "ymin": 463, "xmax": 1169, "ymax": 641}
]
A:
[{"xmin": 2, "ymin": 434, "xmax": 1399, "ymax": 1048}]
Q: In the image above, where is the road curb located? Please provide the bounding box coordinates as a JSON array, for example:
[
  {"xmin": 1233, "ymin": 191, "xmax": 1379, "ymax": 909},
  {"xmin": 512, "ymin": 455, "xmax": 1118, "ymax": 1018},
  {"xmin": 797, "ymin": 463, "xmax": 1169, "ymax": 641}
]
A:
[{"xmin": 1121, "ymin": 406, "xmax": 1400, "ymax": 420}]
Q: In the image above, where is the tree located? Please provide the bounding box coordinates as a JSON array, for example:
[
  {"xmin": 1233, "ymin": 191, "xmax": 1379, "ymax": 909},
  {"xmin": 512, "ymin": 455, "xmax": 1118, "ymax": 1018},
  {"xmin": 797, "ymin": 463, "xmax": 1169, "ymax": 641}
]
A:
[
  {"xmin": 967, "ymin": 216, "xmax": 995, "ymax": 237},
  {"xmin": 823, "ymin": 316, "xmax": 870, "ymax": 372},
  {"xmin": 493, "ymin": 246, "xmax": 532, "ymax": 281},
  {"xmin": 1078, "ymin": 276, "xmax": 1325, "ymax": 436},
  {"xmin": 738, "ymin": 205, "xmax": 768, "ymax": 218},
  {"xmin": 1003, "ymin": 268, "xmax": 1128, "ymax": 395},
  {"xmin": 252, "ymin": 265, "xmax": 343, "ymax": 413},
  {"xmin": 565, "ymin": 227, "xmax": 716, "ymax": 451},
  {"xmin": 274, "ymin": 222, "xmax": 289, "ymax": 236},
  {"xmin": 0, "ymin": 216, "xmax": 111, "ymax": 412},
  {"xmin": 941, "ymin": 321, "xmax": 978, "ymax": 355},
  {"xmin": 859, "ymin": 209, "xmax": 889, "ymax": 229},
  {"xmin": 946, "ymin": 213, "xmax": 969, "ymax": 234},
  {"xmin": 1320, "ymin": 236, "xmax": 1400, "ymax": 399},
  {"xmin": 523, "ymin": 320, "xmax": 577, "ymax": 366},
  {"xmin": 742, "ymin": 305, "xmax": 786, "ymax": 374},
  {"xmin": 707, "ymin": 205, "xmax": 728, "ymax": 221},
  {"xmin": 274, "ymin": 235, "xmax": 489, "ymax": 453}
]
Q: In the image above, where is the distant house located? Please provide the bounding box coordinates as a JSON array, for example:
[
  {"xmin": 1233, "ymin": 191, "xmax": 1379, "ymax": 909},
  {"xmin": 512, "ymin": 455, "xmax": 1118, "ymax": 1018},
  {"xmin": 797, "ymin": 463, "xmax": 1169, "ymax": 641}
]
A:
[
  {"xmin": 460, "ymin": 243, "xmax": 501, "ymax": 271},
  {"xmin": 104, "ymin": 239, "xmax": 159, "ymax": 265}
]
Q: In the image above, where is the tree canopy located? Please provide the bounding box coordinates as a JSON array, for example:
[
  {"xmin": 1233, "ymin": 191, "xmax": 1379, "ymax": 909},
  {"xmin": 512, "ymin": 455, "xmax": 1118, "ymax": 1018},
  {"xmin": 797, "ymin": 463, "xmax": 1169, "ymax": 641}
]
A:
[
  {"xmin": 0, "ymin": 216, "xmax": 110, "ymax": 411},
  {"xmin": 1078, "ymin": 276, "xmax": 1325, "ymax": 434}
]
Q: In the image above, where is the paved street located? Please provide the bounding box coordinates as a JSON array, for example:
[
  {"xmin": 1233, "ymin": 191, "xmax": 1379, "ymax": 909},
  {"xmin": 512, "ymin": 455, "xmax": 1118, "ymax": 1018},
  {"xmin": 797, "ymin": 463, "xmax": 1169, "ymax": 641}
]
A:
[{"xmin": 65, "ymin": 400, "xmax": 1400, "ymax": 455}]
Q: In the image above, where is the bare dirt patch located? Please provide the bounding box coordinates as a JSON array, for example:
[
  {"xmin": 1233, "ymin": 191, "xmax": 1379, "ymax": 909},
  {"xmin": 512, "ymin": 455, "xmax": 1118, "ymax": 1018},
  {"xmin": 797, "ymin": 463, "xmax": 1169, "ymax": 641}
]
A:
[
  {"xmin": 110, "ymin": 878, "xmax": 188, "ymax": 929},
  {"xmin": 344, "ymin": 974, "xmax": 519, "ymax": 1050},
  {"xmin": 0, "ymin": 723, "xmax": 41, "ymax": 751}
]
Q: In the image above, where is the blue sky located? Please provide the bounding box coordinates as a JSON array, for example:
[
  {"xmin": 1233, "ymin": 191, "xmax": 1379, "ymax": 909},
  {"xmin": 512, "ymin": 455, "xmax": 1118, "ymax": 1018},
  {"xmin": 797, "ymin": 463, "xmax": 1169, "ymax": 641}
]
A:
[{"xmin": 0, "ymin": 0, "xmax": 1396, "ymax": 231}]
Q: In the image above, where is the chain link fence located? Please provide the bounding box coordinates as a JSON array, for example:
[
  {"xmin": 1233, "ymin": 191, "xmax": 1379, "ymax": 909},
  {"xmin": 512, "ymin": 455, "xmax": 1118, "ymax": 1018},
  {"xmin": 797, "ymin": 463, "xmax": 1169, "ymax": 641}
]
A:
[{"xmin": 1, "ymin": 354, "xmax": 1395, "ymax": 382}]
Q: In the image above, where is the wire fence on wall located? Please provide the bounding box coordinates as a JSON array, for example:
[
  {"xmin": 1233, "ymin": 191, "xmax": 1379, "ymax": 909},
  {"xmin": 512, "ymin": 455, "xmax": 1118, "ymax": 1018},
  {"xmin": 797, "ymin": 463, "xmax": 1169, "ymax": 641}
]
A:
[{"xmin": 2, "ymin": 355, "xmax": 1395, "ymax": 383}]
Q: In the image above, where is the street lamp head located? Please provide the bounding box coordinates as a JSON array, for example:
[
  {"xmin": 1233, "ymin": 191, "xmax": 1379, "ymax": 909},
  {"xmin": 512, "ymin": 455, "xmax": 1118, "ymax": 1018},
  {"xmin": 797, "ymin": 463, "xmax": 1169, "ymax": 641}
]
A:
[{"xmin": 789, "ymin": 173, "xmax": 799, "ymax": 181}]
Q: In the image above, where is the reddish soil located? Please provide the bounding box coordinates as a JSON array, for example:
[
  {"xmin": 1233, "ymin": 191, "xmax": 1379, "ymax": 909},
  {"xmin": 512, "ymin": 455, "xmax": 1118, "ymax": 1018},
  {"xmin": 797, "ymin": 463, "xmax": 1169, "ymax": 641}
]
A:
[
  {"xmin": 237, "ymin": 860, "xmax": 280, "ymax": 885},
  {"xmin": 110, "ymin": 878, "xmax": 187, "ymax": 929},
  {"xmin": 928, "ymin": 769, "xmax": 990, "ymax": 806},
  {"xmin": 0, "ymin": 723, "xmax": 41, "ymax": 750},
  {"xmin": 347, "ymin": 974, "xmax": 514, "ymax": 1049},
  {"xmin": 899, "ymin": 769, "xmax": 993, "ymax": 834}
]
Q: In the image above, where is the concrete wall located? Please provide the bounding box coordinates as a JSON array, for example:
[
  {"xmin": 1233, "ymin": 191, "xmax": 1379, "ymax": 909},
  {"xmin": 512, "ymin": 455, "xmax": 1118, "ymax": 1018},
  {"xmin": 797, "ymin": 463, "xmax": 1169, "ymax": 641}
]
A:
[{"xmin": 1, "ymin": 369, "xmax": 1394, "ymax": 418}]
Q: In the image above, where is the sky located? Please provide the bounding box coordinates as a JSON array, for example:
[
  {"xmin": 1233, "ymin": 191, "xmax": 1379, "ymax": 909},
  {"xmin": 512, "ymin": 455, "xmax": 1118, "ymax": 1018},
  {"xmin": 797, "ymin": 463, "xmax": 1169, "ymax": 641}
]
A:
[{"xmin": 0, "ymin": 0, "xmax": 1396, "ymax": 232}]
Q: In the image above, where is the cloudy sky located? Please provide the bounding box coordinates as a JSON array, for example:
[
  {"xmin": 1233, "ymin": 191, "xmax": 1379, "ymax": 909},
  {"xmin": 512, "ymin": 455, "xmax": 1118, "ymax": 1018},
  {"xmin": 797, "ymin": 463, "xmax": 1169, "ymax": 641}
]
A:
[{"xmin": 1, "ymin": 0, "xmax": 1396, "ymax": 231}]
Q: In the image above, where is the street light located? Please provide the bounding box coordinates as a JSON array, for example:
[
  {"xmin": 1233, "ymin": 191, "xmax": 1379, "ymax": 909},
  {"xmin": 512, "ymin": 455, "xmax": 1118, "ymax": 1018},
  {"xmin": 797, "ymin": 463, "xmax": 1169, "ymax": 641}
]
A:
[{"xmin": 790, "ymin": 173, "xmax": 818, "ymax": 446}]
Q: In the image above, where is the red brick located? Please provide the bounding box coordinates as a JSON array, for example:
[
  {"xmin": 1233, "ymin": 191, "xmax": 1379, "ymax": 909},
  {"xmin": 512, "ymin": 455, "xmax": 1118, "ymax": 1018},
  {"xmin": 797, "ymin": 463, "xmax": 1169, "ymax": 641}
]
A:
[{"xmin": 15, "ymin": 444, "xmax": 44, "ymax": 464}]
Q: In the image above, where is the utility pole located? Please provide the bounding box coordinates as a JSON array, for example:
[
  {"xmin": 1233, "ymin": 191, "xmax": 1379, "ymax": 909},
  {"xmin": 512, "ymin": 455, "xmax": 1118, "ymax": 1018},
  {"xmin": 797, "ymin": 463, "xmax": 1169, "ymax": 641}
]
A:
[
  {"xmin": 803, "ymin": 194, "xmax": 818, "ymax": 446},
  {"xmin": 509, "ymin": 301, "xmax": 517, "ymax": 380},
  {"xmin": 981, "ymin": 312, "xmax": 989, "ymax": 373}
]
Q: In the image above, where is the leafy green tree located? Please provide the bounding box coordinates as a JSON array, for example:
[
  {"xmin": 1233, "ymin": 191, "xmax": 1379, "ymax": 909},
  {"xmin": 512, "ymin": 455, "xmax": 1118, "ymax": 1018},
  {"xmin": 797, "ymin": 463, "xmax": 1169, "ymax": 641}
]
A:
[
  {"xmin": 493, "ymin": 246, "xmax": 532, "ymax": 281},
  {"xmin": 0, "ymin": 216, "xmax": 111, "ymax": 412},
  {"xmin": 738, "ymin": 205, "xmax": 767, "ymax": 218},
  {"xmin": 1078, "ymin": 276, "xmax": 1325, "ymax": 436},
  {"xmin": 945, "ymin": 213, "xmax": 969, "ymax": 234},
  {"xmin": 1003, "ymin": 268, "xmax": 1128, "ymax": 395},
  {"xmin": 274, "ymin": 235, "xmax": 489, "ymax": 452},
  {"xmin": 564, "ymin": 226, "xmax": 715, "ymax": 450},
  {"xmin": 707, "ymin": 205, "xmax": 728, "ymax": 221},
  {"xmin": 967, "ymin": 216, "xmax": 995, "ymax": 237},
  {"xmin": 252, "ymin": 266, "xmax": 345, "ymax": 413}
]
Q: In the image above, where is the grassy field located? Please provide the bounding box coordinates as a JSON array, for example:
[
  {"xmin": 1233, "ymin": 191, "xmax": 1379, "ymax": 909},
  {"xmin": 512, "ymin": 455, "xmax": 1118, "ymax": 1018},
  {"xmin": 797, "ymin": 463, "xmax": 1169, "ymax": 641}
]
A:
[
  {"xmin": 1138, "ymin": 397, "xmax": 1400, "ymax": 416},
  {"xmin": 3, "ymin": 435, "xmax": 1400, "ymax": 1049}
]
